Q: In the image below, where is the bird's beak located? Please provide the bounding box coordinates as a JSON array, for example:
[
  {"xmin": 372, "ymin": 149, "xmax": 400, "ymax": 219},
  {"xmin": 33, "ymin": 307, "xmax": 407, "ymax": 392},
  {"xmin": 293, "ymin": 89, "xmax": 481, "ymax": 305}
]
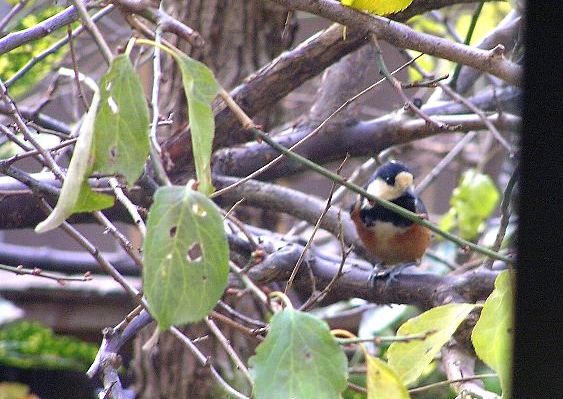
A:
[{"xmin": 395, "ymin": 171, "xmax": 413, "ymax": 190}]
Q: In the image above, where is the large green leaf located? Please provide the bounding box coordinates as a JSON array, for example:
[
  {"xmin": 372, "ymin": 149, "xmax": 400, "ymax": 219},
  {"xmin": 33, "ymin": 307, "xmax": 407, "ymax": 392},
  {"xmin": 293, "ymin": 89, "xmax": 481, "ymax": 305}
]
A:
[
  {"xmin": 174, "ymin": 53, "xmax": 219, "ymax": 195},
  {"xmin": 93, "ymin": 54, "xmax": 150, "ymax": 185},
  {"xmin": 366, "ymin": 354, "xmax": 410, "ymax": 399},
  {"xmin": 35, "ymin": 54, "xmax": 150, "ymax": 233},
  {"xmin": 387, "ymin": 303, "xmax": 475, "ymax": 385},
  {"xmin": 35, "ymin": 89, "xmax": 113, "ymax": 233},
  {"xmin": 472, "ymin": 270, "xmax": 514, "ymax": 398},
  {"xmin": 143, "ymin": 186, "xmax": 229, "ymax": 329},
  {"xmin": 249, "ymin": 309, "xmax": 348, "ymax": 399}
]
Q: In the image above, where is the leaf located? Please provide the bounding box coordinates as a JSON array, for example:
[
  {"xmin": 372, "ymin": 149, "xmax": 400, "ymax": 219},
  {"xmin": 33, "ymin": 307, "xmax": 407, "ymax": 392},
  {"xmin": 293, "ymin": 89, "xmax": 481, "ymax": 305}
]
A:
[
  {"xmin": 249, "ymin": 309, "xmax": 348, "ymax": 399},
  {"xmin": 387, "ymin": 303, "xmax": 476, "ymax": 385},
  {"xmin": 341, "ymin": 0, "xmax": 414, "ymax": 15},
  {"xmin": 143, "ymin": 186, "xmax": 229, "ymax": 329},
  {"xmin": 366, "ymin": 354, "xmax": 410, "ymax": 399},
  {"xmin": 472, "ymin": 270, "xmax": 514, "ymax": 398},
  {"xmin": 173, "ymin": 52, "xmax": 219, "ymax": 195},
  {"xmin": 35, "ymin": 89, "xmax": 113, "ymax": 233},
  {"xmin": 35, "ymin": 54, "xmax": 150, "ymax": 233},
  {"xmin": 439, "ymin": 169, "xmax": 499, "ymax": 240},
  {"xmin": 93, "ymin": 54, "xmax": 150, "ymax": 185}
]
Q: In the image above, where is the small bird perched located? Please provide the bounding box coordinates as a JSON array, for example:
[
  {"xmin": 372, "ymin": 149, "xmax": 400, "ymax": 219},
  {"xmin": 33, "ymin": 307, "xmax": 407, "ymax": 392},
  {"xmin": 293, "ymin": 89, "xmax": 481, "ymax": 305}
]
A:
[{"xmin": 350, "ymin": 161, "xmax": 431, "ymax": 278}]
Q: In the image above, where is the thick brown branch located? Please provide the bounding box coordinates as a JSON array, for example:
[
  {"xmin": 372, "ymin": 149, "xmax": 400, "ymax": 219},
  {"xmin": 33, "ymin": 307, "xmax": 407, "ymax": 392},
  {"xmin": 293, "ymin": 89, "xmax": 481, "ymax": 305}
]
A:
[
  {"xmin": 213, "ymin": 112, "xmax": 520, "ymax": 179},
  {"xmin": 271, "ymin": 0, "xmax": 522, "ymax": 86}
]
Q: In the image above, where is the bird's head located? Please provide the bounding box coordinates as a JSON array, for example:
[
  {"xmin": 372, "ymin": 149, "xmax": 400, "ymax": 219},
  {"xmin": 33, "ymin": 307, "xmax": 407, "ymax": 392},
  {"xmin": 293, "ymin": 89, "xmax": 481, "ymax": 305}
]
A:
[{"xmin": 363, "ymin": 161, "xmax": 414, "ymax": 208}]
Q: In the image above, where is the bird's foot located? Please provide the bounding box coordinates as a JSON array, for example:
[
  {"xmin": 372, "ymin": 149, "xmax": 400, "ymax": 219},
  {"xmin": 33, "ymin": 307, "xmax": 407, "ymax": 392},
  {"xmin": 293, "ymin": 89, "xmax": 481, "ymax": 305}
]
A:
[{"xmin": 368, "ymin": 262, "xmax": 417, "ymax": 288}]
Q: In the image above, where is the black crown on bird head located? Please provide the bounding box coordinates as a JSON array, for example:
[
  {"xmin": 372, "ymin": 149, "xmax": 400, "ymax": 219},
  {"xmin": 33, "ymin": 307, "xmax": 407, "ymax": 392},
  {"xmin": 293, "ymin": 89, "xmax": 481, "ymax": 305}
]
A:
[{"xmin": 371, "ymin": 161, "xmax": 413, "ymax": 186}]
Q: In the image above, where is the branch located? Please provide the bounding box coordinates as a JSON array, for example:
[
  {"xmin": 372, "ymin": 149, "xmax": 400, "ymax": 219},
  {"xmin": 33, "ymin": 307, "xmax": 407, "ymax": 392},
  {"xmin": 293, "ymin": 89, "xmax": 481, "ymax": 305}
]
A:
[
  {"xmin": 161, "ymin": 23, "xmax": 367, "ymax": 175},
  {"xmin": 213, "ymin": 112, "xmax": 520, "ymax": 179},
  {"xmin": 270, "ymin": 0, "xmax": 522, "ymax": 86},
  {"xmin": 442, "ymin": 343, "xmax": 500, "ymax": 399},
  {"xmin": 213, "ymin": 175, "xmax": 369, "ymax": 259},
  {"xmin": 456, "ymin": 10, "xmax": 522, "ymax": 94},
  {"xmin": 0, "ymin": 4, "xmax": 81, "ymax": 55},
  {"xmin": 230, "ymin": 230, "xmax": 498, "ymax": 308}
]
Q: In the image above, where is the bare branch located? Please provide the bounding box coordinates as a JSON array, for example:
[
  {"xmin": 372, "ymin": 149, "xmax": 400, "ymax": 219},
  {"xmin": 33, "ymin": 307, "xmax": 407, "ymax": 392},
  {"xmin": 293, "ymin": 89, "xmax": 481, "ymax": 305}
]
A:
[{"xmin": 270, "ymin": 0, "xmax": 522, "ymax": 86}]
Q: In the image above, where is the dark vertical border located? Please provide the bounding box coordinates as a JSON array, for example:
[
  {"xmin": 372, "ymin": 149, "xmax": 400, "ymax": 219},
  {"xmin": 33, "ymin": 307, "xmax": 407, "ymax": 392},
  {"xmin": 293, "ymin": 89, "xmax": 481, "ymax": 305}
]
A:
[{"xmin": 515, "ymin": 1, "xmax": 563, "ymax": 398}]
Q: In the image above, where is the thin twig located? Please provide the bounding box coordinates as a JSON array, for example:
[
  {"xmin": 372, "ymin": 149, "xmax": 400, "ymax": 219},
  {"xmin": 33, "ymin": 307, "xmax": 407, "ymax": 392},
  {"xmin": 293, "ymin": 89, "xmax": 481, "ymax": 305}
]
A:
[
  {"xmin": 450, "ymin": 2, "xmax": 485, "ymax": 89},
  {"xmin": 369, "ymin": 32, "xmax": 450, "ymax": 131},
  {"xmin": 482, "ymin": 166, "xmax": 518, "ymax": 269},
  {"xmin": 224, "ymin": 211, "xmax": 259, "ymax": 251},
  {"xmin": 217, "ymin": 301, "xmax": 267, "ymax": 328},
  {"xmin": 0, "ymin": 79, "xmax": 65, "ymax": 181},
  {"xmin": 205, "ymin": 317, "xmax": 254, "ymax": 385},
  {"xmin": 147, "ymin": 2, "xmax": 172, "ymax": 187},
  {"xmin": 409, "ymin": 373, "xmax": 498, "ymax": 394},
  {"xmin": 0, "ymin": 0, "xmax": 30, "ymax": 33},
  {"xmin": 0, "ymin": 263, "xmax": 92, "ymax": 284},
  {"xmin": 70, "ymin": 0, "xmax": 113, "ymax": 64},
  {"xmin": 401, "ymin": 48, "xmax": 514, "ymax": 156},
  {"xmin": 285, "ymin": 158, "xmax": 378, "ymax": 237},
  {"xmin": 230, "ymin": 262, "xmax": 268, "ymax": 304},
  {"xmin": 209, "ymin": 311, "xmax": 264, "ymax": 342},
  {"xmin": 0, "ymin": 137, "xmax": 77, "ymax": 166},
  {"xmin": 337, "ymin": 330, "xmax": 435, "ymax": 345},
  {"xmin": 6, "ymin": 5, "xmax": 115, "ymax": 87},
  {"xmin": 416, "ymin": 132, "xmax": 477, "ymax": 195},
  {"xmin": 67, "ymin": 26, "xmax": 89, "ymax": 112},
  {"xmin": 285, "ymin": 164, "xmax": 342, "ymax": 294},
  {"xmin": 108, "ymin": 177, "xmax": 147, "ymax": 237}
]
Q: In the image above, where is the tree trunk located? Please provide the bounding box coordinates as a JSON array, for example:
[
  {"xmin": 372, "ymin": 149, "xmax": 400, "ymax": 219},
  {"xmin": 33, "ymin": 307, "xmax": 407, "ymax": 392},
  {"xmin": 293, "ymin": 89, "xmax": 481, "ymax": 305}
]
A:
[
  {"xmin": 156, "ymin": 0, "xmax": 294, "ymax": 140},
  {"xmin": 132, "ymin": 1, "xmax": 291, "ymax": 397}
]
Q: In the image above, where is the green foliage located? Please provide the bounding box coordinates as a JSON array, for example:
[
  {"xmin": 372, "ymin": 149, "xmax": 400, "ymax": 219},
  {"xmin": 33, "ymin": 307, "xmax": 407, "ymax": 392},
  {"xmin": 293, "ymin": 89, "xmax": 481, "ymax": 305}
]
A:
[
  {"xmin": 0, "ymin": 6, "xmax": 66, "ymax": 98},
  {"xmin": 92, "ymin": 54, "xmax": 150, "ymax": 186},
  {"xmin": 472, "ymin": 270, "xmax": 514, "ymax": 398},
  {"xmin": 35, "ymin": 54, "xmax": 150, "ymax": 232},
  {"xmin": 173, "ymin": 51, "xmax": 219, "ymax": 195},
  {"xmin": 456, "ymin": 2, "xmax": 513, "ymax": 46},
  {"xmin": 35, "ymin": 87, "xmax": 113, "ymax": 233},
  {"xmin": 249, "ymin": 309, "xmax": 348, "ymax": 399},
  {"xmin": 143, "ymin": 186, "xmax": 229, "ymax": 329},
  {"xmin": 439, "ymin": 169, "xmax": 500, "ymax": 240},
  {"xmin": 387, "ymin": 303, "xmax": 475, "ymax": 385},
  {"xmin": 0, "ymin": 321, "xmax": 97, "ymax": 371},
  {"xmin": 366, "ymin": 354, "xmax": 410, "ymax": 399}
]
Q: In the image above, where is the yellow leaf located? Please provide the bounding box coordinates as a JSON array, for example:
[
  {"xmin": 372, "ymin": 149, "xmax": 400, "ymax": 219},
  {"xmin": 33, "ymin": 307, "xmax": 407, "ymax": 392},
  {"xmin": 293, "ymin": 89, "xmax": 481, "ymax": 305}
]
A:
[
  {"xmin": 341, "ymin": 0, "xmax": 414, "ymax": 15},
  {"xmin": 366, "ymin": 354, "xmax": 410, "ymax": 399}
]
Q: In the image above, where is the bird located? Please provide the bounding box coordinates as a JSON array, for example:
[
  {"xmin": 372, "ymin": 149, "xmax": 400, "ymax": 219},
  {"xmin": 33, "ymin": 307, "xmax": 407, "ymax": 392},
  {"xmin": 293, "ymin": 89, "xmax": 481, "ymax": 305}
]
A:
[{"xmin": 350, "ymin": 161, "xmax": 431, "ymax": 279}]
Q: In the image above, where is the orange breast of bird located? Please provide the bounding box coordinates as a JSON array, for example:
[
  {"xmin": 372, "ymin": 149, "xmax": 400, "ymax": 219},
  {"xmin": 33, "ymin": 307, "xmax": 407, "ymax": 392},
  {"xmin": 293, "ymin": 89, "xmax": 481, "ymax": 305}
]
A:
[{"xmin": 351, "ymin": 203, "xmax": 431, "ymax": 264}]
